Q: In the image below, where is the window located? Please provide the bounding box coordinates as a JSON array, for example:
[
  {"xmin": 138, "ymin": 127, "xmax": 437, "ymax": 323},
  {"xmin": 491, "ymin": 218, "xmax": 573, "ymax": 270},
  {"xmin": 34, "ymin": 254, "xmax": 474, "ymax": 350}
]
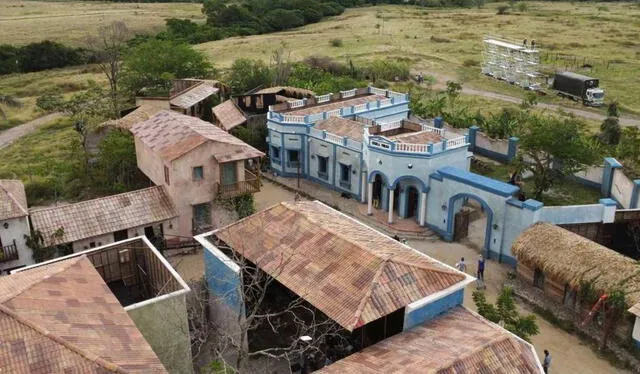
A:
[
  {"xmin": 318, "ymin": 156, "xmax": 328, "ymax": 180},
  {"xmin": 164, "ymin": 166, "xmax": 170, "ymax": 185},
  {"xmin": 221, "ymin": 163, "xmax": 237, "ymax": 185},
  {"xmin": 339, "ymin": 163, "xmax": 351, "ymax": 188},
  {"xmin": 533, "ymin": 268, "xmax": 545, "ymax": 289},
  {"xmin": 271, "ymin": 146, "xmax": 281, "ymax": 165},
  {"xmin": 193, "ymin": 166, "xmax": 204, "ymax": 181},
  {"xmin": 287, "ymin": 150, "xmax": 300, "ymax": 168},
  {"xmin": 563, "ymin": 284, "xmax": 577, "ymax": 307},
  {"xmin": 89, "ymin": 242, "xmax": 96, "ymax": 248},
  {"xmin": 193, "ymin": 203, "xmax": 212, "ymax": 232}
]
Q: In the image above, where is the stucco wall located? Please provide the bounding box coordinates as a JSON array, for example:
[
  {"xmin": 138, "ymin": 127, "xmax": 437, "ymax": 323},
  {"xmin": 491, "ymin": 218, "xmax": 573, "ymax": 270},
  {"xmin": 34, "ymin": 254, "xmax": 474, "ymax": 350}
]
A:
[
  {"xmin": 539, "ymin": 204, "xmax": 605, "ymax": 225},
  {"xmin": 475, "ymin": 132, "xmax": 510, "ymax": 155},
  {"xmin": 403, "ymin": 288, "xmax": 464, "ymax": 330},
  {"xmin": 634, "ymin": 317, "xmax": 640, "ymax": 347},
  {"xmin": 611, "ymin": 168, "xmax": 634, "ymax": 208},
  {"xmin": 573, "ymin": 165, "xmax": 604, "ymax": 187},
  {"xmin": 0, "ymin": 216, "xmax": 33, "ymax": 272},
  {"xmin": 70, "ymin": 223, "xmax": 169, "ymax": 252},
  {"xmin": 127, "ymin": 293, "xmax": 193, "ymax": 374}
]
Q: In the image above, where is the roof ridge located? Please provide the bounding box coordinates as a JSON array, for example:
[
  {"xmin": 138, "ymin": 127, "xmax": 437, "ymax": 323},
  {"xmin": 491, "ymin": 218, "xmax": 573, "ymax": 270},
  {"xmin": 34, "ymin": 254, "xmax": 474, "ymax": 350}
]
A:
[
  {"xmin": 0, "ymin": 182, "xmax": 28, "ymax": 216},
  {"xmin": 350, "ymin": 259, "xmax": 389, "ymax": 330},
  {"xmin": 28, "ymin": 185, "xmax": 165, "ymax": 213},
  {"xmin": 434, "ymin": 333, "xmax": 517, "ymax": 372},
  {"xmin": 0, "ymin": 303, "xmax": 127, "ymax": 373},
  {"xmin": 388, "ymin": 256, "xmax": 464, "ymax": 279},
  {"xmin": 0, "ymin": 256, "xmax": 85, "ymax": 303}
]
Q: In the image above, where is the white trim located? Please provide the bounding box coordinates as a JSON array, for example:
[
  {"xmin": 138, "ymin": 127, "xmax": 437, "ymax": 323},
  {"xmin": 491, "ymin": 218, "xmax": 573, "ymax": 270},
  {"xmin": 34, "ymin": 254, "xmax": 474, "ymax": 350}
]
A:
[
  {"xmin": 405, "ymin": 277, "xmax": 474, "ymax": 313},
  {"xmin": 13, "ymin": 235, "xmax": 190, "ymax": 292},
  {"xmin": 125, "ymin": 288, "xmax": 190, "ymax": 311},
  {"xmin": 194, "ymin": 232, "xmax": 240, "ymax": 273}
]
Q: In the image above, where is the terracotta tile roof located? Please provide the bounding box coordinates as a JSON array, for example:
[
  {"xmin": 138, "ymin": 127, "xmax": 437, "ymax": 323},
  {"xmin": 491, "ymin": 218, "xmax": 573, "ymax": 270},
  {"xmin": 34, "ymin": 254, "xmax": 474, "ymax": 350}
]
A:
[
  {"xmin": 212, "ymin": 100, "xmax": 247, "ymax": 131},
  {"xmin": 315, "ymin": 117, "xmax": 366, "ymax": 142},
  {"xmin": 211, "ymin": 201, "xmax": 467, "ymax": 331},
  {"xmin": 29, "ymin": 186, "xmax": 177, "ymax": 246},
  {"xmin": 0, "ymin": 180, "xmax": 28, "ymax": 220},
  {"xmin": 286, "ymin": 95, "xmax": 383, "ymax": 116},
  {"xmin": 319, "ymin": 306, "xmax": 542, "ymax": 374},
  {"xmin": 103, "ymin": 105, "xmax": 163, "ymax": 131},
  {"xmin": 390, "ymin": 130, "xmax": 443, "ymax": 144},
  {"xmin": 0, "ymin": 256, "xmax": 167, "ymax": 373},
  {"xmin": 131, "ymin": 110, "xmax": 264, "ymax": 162},
  {"xmin": 170, "ymin": 82, "xmax": 219, "ymax": 109}
]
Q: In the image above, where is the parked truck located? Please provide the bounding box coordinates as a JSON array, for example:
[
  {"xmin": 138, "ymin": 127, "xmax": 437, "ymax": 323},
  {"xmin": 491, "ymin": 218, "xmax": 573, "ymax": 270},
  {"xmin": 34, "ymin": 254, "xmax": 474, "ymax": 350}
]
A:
[{"xmin": 551, "ymin": 72, "xmax": 605, "ymax": 106}]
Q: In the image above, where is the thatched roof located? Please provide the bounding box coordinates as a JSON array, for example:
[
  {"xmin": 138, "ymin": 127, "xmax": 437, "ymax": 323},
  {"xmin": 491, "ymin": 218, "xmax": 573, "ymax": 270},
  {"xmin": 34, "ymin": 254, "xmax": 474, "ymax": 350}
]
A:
[{"xmin": 512, "ymin": 222, "xmax": 640, "ymax": 306}]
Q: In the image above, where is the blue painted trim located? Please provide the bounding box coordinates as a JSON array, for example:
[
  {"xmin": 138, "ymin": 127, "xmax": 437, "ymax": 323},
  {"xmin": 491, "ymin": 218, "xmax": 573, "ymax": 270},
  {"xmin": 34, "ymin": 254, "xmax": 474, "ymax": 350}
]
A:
[
  {"xmin": 506, "ymin": 198, "xmax": 524, "ymax": 208},
  {"xmin": 468, "ymin": 126, "xmax": 479, "ymax": 152},
  {"xmin": 391, "ymin": 175, "xmax": 429, "ymax": 193},
  {"xmin": 474, "ymin": 146, "xmax": 511, "ymax": 163},
  {"xmin": 437, "ymin": 166, "xmax": 520, "ymax": 198},
  {"xmin": 403, "ymin": 289, "xmax": 464, "ymax": 330},
  {"xmin": 367, "ymin": 170, "xmax": 391, "ymax": 187},
  {"xmin": 434, "ymin": 117, "xmax": 444, "ymax": 129},
  {"xmin": 631, "ymin": 180, "xmax": 640, "ymax": 209},
  {"xmin": 599, "ymin": 198, "xmax": 617, "ymax": 207},
  {"xmin": 425, "ymin": 222, "xmax": 449, "ymax": 238},
  {"xmin": 446, "ymin": 192, "xmax": 494, "ymax": 257},
  {"xmin": 332, "ymin": 142, "xmax": 337, "ymax": 188},
  {"xmin": 507, "ymin": 136, "xmax": 519, "ymax": 161},
  {"xmin": 429, "ymin": 172, "xmax": 443, "ymax": 182},
  {"xmin": 522, "ymin": 199, "xmax": 544, "ymax": 211},
  {"xmin": 604, "ymin": 157, "xmax": 623, "ymax": 168}
]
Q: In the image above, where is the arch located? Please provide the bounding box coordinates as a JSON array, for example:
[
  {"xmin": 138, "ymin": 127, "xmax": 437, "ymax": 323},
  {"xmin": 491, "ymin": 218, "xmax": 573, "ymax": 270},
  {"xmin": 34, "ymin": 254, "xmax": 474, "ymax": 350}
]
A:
[
  {"xmin": 446, "ymin": 193, "xmax": 494, "ymax": 255},
  {"xmin": 367, "ymin": 170, "xmax": 391, "ymax": 188},
  {"xmin": 391, "ymin": 175, "xmax": 429, "ymax": 193},
  {"xmin": 405, "ymin": 185, "xmax": 420, "ymax": 220}
]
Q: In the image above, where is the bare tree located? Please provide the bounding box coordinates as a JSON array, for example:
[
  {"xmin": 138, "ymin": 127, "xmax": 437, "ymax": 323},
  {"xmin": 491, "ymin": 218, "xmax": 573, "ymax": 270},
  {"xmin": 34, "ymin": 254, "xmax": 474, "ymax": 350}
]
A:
[
  {"xmin": 271, "ymin": 44, "xmax": 292, "ymax": 87},
  {"xmin": 88, "ymin": 21, "xmax": 130, "ymax": 118},
  {"xmin": 189, "ymin": 238, "xmax": 349, "ymax": 374}
]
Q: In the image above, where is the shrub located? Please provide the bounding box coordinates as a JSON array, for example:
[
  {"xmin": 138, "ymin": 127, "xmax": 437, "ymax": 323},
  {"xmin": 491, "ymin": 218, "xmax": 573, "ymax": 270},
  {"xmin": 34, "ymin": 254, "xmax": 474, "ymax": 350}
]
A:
[
  {"xmin": 497, "ymin": 5, "xmax": 509, "ymax": 15},
  {"xmin": 430, "ymin": 35, "xmax": 452, "ymax": 43},
  {"xmin": 329, "ymin": 38, "xmax": 343, "ymax": 47},
  {"xmin": 516, "ymin": 2, "xmax": 527, "ymax": 12},
  {"xmin": 463, "ymin": 59, "xmax": 479, "ymax": 67}
]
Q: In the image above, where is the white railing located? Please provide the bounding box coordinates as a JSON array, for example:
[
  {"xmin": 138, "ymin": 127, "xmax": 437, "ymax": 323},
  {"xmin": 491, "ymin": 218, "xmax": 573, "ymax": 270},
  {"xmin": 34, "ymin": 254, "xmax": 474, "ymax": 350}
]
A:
[
  {"xmin": 387, "ymin": 90, "xmax": 406, "ymax": 100},
  {"xmin": 282, "ymin": 114, "xmax": 306, "ymax": 123},
  {"xmin": 325, "ymin": 132, "xmax": 343, "ymax": 145},
  {"xmin": 326, "ymin": 109, "xmax": 341, "ymax": 118},
  {"xmin": 379, "ymin": 98, "xmax": 392, "ymax": 107},
  {"xmin": 396, "ymin": 143, "xmax": 428, "ymax": 153},
  {"xmin": 316, "ymin": 93, "xmax": 332, "ymax": 103},
  {"xmin": 446, "ymin": 136, "xmax": 468, "ymax": 149},
  {"xmin": 421, "ymin": 124, "xmax": 444, "ymax": 136},
  {"xmin": 369, "ymin": 87, "xmax": 388, "ymax": 97},
  {"xmin": 288, "ymin": 99, "xmax": 305, "ymax": 108},
  {"xmin": 353, "ymin": 103, "xmax": 368, "ymax": 113},
  {"xmin": 379, "ymin": 120, "xmax": 402, "ymax": 132},
  {"xmin": 341, "ymin": 89, "xmax": 356, "ymax": 98},
  {"xmin": 307, "ymin": 112, "xmax": 324, "ymax": 123},
  {"xmin": 370, "ymin": 139, "xmax": 391, "ymax": 150}
]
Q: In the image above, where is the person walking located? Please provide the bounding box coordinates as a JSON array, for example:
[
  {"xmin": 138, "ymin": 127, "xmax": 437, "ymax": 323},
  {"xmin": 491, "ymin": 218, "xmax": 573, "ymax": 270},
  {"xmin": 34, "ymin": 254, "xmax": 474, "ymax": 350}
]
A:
[
  {"xmin": 477, "ymin": 255, "xmax": 486, "ymax": 289},
  {"xmin": 542, "ymin": 350, "xmax": 551, "ymax": 373},
  {"xmin": 455, "ymin": 257, "xmax": 467, "ymax": 273}
]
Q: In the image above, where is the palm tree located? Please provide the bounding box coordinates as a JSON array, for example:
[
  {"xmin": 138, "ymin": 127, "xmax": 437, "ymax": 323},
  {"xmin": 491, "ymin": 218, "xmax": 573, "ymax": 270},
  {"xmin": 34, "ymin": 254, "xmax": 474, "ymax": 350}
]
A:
[{"xmin": 0, "ymin": 95, "xmax": 22, "ymax": 120}]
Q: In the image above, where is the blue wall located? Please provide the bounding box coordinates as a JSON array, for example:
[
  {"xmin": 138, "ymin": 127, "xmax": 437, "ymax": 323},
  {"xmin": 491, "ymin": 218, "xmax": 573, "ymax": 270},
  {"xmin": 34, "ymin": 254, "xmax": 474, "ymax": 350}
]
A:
[
  {"xmin": 204, "ymin": 247, "xmax": 243, "ymax": 311},
  {"xmin": 403, "ymin": 288, "xmax": 464, "ymax": 330}
]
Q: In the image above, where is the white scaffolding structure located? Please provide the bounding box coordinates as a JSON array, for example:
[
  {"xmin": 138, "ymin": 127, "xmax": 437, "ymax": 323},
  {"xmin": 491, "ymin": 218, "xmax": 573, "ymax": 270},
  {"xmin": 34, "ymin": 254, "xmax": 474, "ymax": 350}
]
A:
[{"xmin": 482, "ymin": 35, "xmax": 541, "ymax": 89}]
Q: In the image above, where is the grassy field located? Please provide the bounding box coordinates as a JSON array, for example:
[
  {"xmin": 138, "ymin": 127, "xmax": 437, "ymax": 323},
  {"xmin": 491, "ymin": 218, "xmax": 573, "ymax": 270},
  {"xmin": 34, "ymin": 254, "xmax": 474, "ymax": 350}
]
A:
[
  {"xmin": 196, "ymin": 2, "xmax": 640, "ymax": 114},
  {"xmin": 0, "ymin": 0, "xmax": 203, "ymax": 46}
]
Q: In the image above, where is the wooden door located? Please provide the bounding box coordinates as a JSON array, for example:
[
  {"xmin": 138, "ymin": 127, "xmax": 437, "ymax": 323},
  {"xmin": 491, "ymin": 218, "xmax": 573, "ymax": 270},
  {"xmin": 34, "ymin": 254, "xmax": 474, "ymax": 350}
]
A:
[{"xmin": 454, "ymin": 209, "xmax": 471, "ymax": 241}]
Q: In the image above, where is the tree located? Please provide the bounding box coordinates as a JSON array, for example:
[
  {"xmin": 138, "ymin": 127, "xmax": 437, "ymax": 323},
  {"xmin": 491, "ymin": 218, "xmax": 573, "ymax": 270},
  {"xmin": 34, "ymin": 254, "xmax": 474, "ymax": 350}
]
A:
[
  {"xmin": 520, "ymin": 91, "xmax": 538, "ymax": 110},
  {"xmin": 0, "ymin": 95, "xmax": 21, "ymax": 120},
  {"xmin": 121, "ymin": 39, "xmax": 213, "ymax": 96},
  {"xmin": 227, "ymin": 58, "xmax": 274, "ymax": 95},
  {"xmin": 94, "ymin": 130, "xmax": 148, "ymax": 194},
  {"xmin": 87, "ymin": 21, "xmax": 130, "ymax": 118},
  {"xmin": 516, "ymin": 115, "xmax": 600, "ymax": 200},
  {"xmin": 271, "ymin": 44, "xmax": 292, "ymax": 86},
  {"xmin": 599, "ymin": 117, "xmax": 621, "ymax": 146},
  {"xmin": 473, "ymin": 287, "xmax": 540, "ymax": 342},
  {"xmin": 24, "ymin": 228, "xmax": 70, "ymax": 263},
  {"xmin": 445, "ymin": 80, "xmax": 462, "ymax": 113}
]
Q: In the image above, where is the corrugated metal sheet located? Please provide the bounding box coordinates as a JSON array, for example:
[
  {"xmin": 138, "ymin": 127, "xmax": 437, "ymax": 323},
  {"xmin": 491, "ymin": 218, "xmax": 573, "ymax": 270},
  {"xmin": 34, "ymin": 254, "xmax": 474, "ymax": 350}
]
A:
[
  {"xmin": 170, "ymin": 83, "xmax": 219, "ymax": 109},
  {"xmin": 212, "ymin": 100, "xmax": 247, "ymax": 131}
]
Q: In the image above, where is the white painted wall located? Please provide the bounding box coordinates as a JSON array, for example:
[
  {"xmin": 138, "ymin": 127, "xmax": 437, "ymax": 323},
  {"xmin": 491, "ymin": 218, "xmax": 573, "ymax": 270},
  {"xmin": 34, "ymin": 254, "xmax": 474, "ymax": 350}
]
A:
[
  {"xmin": 71, "ymin": 222, "xmax": 171, "ymax": 252},
  {"xmin": 475, "ymin": 132, "xmax": 510, "ymax": 155},
  {"xmin": 611, "ymin": 169, "xmax": 634, "ymax": 208},
  {"xmin": 633, "ymin": 316, "xmax": 640, "ymax": 344},
  {"xmin": 0, "ymin": 216, "xmax": 33, "ymax": 273},
  {"xmin": 574, "ymin": 165, "xmax": 604, "ymax": 185}
]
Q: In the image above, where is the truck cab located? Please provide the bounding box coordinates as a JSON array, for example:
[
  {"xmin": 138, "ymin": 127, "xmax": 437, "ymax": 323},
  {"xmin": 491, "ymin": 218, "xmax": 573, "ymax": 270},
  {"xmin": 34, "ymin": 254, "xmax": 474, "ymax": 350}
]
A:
[{"xmin": 585, "ymin": 87, "xmax": 605, "ymax": 107}]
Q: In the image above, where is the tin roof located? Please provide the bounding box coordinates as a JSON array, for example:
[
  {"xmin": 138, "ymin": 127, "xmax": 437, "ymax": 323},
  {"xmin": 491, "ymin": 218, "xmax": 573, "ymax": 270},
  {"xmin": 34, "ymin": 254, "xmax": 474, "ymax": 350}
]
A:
[
  {"xmin": 131, "ymin": 110, "xmax": 264, "ymax": 162},
  {"xmin": 212, "ymin": 100, "xmax": 247, "ymax": 131},
  {"xmin": 29, "ymin": 186, "xmax": 177, "ymax": 246},
  {"xmin": 209, "ymin": 201, "xmax": 467, "ymax": 331},
  {"xmin": 0, "ymin": 256, "xmax": 167, "ymax": 373},
  {"xmin": 103, "ymin": 105, "xmax": 163, "ymax": 131},
  {"xmin": 319, "ymin": 306, "xmax": 542, "ymax": 374},
  {"xmin": 314, "ymin": 117, "xmax": 366, "ymax": 142},
  {"xmin": 170, "ymin": 82, "xmax": 219, "ymax": 109},
  {"xmin": 0, "ymin": 180, "xmax": 28, "ymax": 221}
]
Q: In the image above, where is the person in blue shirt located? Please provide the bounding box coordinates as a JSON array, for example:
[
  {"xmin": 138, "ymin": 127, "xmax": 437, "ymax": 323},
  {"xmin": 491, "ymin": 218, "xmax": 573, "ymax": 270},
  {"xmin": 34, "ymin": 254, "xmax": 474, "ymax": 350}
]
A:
[
  {"xmin": 543, "ymin": 350, "xmax": 551, "ymax": 373},
  {"xmin": 477, "ymin": 255, "xmax": 486, "ymax": 289}
]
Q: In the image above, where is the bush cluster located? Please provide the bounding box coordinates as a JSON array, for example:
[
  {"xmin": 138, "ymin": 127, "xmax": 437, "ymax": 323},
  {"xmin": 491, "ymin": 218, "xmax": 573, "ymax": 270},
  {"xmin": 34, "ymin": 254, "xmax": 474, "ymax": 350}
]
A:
[{"xmin": 0, "ymin": 41, "xmax": 92, "ymax": 75}]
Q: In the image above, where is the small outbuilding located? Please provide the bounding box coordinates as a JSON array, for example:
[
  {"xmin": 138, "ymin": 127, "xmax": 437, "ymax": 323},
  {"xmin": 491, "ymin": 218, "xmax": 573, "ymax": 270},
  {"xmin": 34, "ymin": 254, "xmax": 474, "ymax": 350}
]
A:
[{"xmin": 512, "ymin": 222, "xmax": 640, "ymax": 347}]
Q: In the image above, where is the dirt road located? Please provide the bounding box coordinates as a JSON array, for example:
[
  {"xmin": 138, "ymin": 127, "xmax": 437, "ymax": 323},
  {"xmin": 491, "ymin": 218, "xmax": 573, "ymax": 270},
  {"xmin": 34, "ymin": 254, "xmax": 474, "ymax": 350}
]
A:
[
  {"xmin": 0, "ymin": 112, "xmax": 62, "ymax": 150},
  {"xmin": 424, "ymin": 72, "xmax": 640, "ymax": 127}
]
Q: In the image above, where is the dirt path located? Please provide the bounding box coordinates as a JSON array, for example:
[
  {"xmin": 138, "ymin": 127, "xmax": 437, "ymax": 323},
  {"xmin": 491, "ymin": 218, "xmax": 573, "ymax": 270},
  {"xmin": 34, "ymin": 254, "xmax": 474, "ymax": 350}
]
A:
[
  {"xmin": 424, "ymin": 71, "xmax": 640, "ymax": 127},
  {"xmin": 0, "ymin": 112, "xmax": 62, "ymax": 150}
]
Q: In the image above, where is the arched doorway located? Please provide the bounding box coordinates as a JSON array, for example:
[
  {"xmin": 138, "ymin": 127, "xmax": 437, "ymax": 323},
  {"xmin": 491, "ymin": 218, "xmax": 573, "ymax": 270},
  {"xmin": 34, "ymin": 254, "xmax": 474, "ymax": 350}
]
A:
[
  {"xmin": 447, "ymin": 193, "xmax": 494, "ymax": 256},
  {"xmin": 373, "ymin": 175, "xmax": 383, "ymax": 209},
  {"xmin": 406, "ymin": 186, "xmax": 420, "ymax": 220}
]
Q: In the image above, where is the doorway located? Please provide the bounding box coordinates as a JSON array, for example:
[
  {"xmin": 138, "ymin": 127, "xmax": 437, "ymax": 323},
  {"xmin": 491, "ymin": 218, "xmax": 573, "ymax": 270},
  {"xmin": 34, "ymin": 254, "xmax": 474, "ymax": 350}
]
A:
[
  {"xmin": 448, "ymin": 193, "xmax": 493, "ymax": 254},
  {"xmin": 113, "ymin": 229, "xmax": 128, "ymax": 242},
  {"xmin": 406, "ymin": 186, "xmax": 419, "ymax": 219},
  {"xmin": 372, "ymin": 175, "xmax": 383, "ymax": 209}
]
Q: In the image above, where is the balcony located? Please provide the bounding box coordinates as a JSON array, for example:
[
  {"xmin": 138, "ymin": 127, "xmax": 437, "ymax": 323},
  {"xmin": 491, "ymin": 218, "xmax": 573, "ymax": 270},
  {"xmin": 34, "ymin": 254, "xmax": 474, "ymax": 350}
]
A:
[
  {"xmin": 0, "ymin": 240, "xmax": 19, "ymax": 263},
  {"xmin": 216, "ymin": 169, "xmax": 261, "ymax": 199}
]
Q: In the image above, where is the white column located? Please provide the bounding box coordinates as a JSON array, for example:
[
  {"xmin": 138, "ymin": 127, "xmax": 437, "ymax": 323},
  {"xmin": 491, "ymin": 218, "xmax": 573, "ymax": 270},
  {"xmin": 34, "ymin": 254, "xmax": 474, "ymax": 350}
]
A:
[
  {"xmin": 361, "ymin": 173, "xmax": 367, "ymax": 203},
  {"xmin": 388, "ymin": 189, "xmax": 395, "ymax": 224},
  {"xmin": 367, "ymin": 182, "xmax": 373, "ymax": 215},
  {"xmin": 419, "ymin": 192, "xmax": 427, "ymax": 226}
]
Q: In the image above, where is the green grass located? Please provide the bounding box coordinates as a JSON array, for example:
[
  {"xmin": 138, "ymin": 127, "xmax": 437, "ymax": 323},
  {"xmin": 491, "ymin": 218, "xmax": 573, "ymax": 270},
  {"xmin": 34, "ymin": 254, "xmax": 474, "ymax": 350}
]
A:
[
  {"xmin": 0, "ymin": 118, "xmax": 82, "ymax": 205},
  {"xmin": 196, "ymin": 2, "xmax": 640, "ymax": 114},
  {"xmin": 471, "ymin": 159, "xmax": 602, "ymax": 206}
]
